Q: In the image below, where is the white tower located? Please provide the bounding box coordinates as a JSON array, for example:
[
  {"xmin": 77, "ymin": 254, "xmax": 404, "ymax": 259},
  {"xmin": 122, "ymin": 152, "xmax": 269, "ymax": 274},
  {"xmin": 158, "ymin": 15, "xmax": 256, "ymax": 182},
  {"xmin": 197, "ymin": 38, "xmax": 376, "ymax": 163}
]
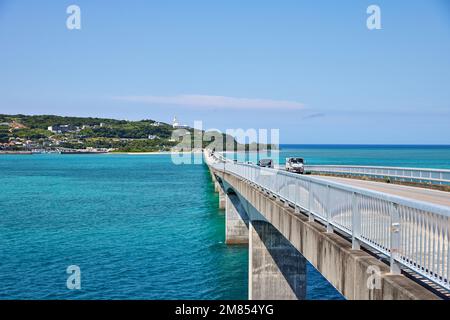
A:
[{"xmin": 172, "ymin": 116, "xmax": 179, "ymax": 128}]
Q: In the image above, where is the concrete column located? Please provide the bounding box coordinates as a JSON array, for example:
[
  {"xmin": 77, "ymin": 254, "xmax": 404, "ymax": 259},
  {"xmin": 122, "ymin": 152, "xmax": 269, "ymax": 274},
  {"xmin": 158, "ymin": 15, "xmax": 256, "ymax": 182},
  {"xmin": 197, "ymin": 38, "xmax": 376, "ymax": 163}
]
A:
[
  {"xmin": 225, "ymin": 193, "xmax": 249, "ymax": 244},
  {"xmin": 249, "ymin": 220, "xmax": 307, "ymax": 300},
  {"xmin": 217, "ymin": 185, "xmax": 226, "ymax": 209},
  {"xmin": 214, "ymin": 181, "xmax": 220, "ymax": 193}
]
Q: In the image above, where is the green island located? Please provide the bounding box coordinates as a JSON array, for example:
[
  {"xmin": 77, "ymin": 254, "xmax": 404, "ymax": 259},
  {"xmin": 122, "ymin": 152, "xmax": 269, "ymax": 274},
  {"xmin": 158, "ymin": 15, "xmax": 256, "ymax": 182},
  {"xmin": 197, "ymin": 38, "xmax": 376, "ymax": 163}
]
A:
[{"xmin": 0, "ymin": 114, "xmax": 274, "ymax": 154}]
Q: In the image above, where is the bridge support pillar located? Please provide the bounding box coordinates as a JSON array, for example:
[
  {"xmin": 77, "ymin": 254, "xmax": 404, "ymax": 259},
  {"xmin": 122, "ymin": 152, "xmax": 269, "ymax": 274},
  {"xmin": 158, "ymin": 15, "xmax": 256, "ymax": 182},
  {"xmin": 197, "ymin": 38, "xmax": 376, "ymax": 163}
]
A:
[
  {"xmin": 225, "ymin": 193, "xmax": 249, "ymax": 244},
  {"xmin": 218, "ymin": 188, "xmax": 226, "ymax": 209},
  {"xmin": 214, "ymin": 181, "xmax": 220, "ymax": 193},
  {"xmin": 249, "ymin": 220, "xmax": 306, "ymax": 300}
]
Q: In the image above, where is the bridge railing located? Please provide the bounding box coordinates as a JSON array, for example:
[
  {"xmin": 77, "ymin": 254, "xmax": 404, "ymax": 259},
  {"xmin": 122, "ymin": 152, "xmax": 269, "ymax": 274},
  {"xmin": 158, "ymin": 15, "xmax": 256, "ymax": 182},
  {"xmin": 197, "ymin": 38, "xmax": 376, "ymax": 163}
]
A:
[
  {"xmin": 304, "ymin": 165, "xmax": 450, "ymax": 185},
  {"xmin": 205, "ymin": 151, "xmax": 450, "ymax": 291}
]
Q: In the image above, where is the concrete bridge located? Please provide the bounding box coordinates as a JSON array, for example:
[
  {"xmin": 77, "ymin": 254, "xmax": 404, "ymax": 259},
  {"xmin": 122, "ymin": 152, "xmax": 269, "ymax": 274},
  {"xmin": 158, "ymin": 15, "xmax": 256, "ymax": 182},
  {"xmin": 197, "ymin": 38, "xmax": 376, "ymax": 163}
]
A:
[{"xmin": 204, "ymin": 151, "xmax": 450, "ymax": 300}]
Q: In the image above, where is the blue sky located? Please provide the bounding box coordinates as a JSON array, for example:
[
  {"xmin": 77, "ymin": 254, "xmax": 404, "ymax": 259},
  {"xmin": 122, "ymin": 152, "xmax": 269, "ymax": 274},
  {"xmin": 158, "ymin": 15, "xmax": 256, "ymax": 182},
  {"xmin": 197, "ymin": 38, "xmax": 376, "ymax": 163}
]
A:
[{"xmin": 0, "ymin": 0, "xmax": 449, "ymax": 144}]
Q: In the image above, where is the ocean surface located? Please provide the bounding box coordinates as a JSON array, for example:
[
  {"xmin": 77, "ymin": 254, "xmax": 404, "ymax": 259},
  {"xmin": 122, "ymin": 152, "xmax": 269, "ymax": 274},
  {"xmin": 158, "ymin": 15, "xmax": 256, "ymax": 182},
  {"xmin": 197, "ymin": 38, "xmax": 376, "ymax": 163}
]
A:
[{"xmin": 0, "ymin": 145, "xmax": 449, "ymax": 300}]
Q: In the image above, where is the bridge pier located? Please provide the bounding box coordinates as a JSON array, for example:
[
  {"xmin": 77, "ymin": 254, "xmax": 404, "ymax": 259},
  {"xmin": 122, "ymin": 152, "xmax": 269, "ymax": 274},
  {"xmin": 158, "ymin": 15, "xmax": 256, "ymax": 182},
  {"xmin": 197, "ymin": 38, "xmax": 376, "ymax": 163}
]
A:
[
  {"xmin": 212, "ymin": 176, "xmax": 226, "ymax": 209},
  {"xmin": 225, "ymin": 193, "xmax": 249, "ymax": 244},
  {"xmin": 214, "ymin": 181, "xmax": 220, "ymax": 192},
  {"xmin": 218, "ymin": 188, "xmax": 226, "ymax": 209},
  {"xmin": 249, "ymin": 220, "xmax": 307, "ymax": 300}
]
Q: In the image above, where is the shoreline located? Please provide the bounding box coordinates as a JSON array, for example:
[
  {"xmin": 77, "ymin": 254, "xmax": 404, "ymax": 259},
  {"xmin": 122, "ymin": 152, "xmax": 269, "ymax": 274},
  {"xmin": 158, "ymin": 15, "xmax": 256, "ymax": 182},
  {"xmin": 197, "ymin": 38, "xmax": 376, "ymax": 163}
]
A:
[
  {"xmin": 0, "ymin": 151, "xmax": 204, "ymax": 156},
  {"xmin": 0, "ymin": 151, "xmax": 33, "ymax": 155},
  {"xmin": 109, "ymin": 151, "xmax": 204, "ymax": 155}
]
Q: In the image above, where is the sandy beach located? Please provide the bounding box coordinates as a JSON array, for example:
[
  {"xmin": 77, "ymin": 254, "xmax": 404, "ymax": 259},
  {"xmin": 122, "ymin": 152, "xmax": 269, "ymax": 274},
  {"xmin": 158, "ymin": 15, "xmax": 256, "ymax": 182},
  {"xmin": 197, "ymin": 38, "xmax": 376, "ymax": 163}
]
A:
[{"xmin": 109, "ymin": 151, "xmax": 204, "ymax": 155}]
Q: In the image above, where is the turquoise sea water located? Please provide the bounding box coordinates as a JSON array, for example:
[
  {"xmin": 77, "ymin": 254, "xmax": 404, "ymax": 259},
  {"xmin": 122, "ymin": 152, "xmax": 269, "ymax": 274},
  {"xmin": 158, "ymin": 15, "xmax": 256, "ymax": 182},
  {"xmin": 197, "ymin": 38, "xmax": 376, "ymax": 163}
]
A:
[
  {"xmin": 0, "ymin": 154, "xmax": 248, "ymax": 299},
  {"xmin": 1, "ymin": 145, "xmax": 448, "ymax": 300}
]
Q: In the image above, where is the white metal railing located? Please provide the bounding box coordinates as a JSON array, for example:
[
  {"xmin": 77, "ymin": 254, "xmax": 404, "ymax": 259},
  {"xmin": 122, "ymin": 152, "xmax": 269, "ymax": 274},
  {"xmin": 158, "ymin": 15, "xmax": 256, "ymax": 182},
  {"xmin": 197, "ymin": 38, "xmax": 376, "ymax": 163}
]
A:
[
  {"xmin": 304, "ymin": 165, "xmax": 450, "ymax": 186},
  {"xmin": 204, "ymin": 151, "xmax": 450, "ymax": 291}
]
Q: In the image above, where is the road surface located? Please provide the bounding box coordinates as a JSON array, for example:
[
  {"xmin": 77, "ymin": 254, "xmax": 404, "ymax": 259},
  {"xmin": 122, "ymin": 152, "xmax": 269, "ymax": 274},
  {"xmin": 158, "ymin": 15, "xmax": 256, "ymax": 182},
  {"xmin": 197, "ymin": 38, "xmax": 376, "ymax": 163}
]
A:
[{"xmin": 312, "ymin": 175, "xmax": 450, "ymax": 207}]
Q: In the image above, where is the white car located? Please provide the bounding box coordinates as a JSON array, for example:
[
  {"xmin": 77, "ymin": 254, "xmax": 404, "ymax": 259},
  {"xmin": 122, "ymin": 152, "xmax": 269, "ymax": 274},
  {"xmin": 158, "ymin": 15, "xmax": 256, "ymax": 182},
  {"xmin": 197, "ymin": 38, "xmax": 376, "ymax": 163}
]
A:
[{"xmin": 285, "ymin": 158, "xmax": 305, "ymax": 174}]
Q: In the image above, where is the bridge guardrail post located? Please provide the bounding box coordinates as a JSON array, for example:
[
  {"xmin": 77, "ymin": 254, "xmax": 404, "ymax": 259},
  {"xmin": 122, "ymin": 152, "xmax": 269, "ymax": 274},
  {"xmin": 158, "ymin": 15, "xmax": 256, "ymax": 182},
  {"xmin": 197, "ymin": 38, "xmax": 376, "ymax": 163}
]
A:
[
  {"xmin": 223, "ymin": 160, "xmax": 226, "ymax": 175},
  {"xmin": 326, "ymin": 185, "xmax": 333, "ymax": 233},
  {"xmin": 351, "ymin": 192, "xmax": 361, "ymax": 250},
  {"xmin": 284, "ymin": 178, "xmax": 291, "ymax": 207},
  {"xmin": 390, "ymin": 202, "xmax": 402, "ymax": 275},
  {"xmin": 308, "ymin": 181, "xmax": 314, "ymax": 222}
]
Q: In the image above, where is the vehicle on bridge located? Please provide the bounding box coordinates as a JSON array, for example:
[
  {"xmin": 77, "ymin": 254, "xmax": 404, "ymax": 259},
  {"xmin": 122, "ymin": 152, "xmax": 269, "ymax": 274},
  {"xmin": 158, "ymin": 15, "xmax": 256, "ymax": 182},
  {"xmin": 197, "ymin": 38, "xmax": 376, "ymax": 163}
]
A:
[
  {"xmin": 286, "ymin": 157, "xmax": 305, "ymax": 174},
  {"xmin": 257, "ymin": 159, "xmax": 274, "ymax": 168}
]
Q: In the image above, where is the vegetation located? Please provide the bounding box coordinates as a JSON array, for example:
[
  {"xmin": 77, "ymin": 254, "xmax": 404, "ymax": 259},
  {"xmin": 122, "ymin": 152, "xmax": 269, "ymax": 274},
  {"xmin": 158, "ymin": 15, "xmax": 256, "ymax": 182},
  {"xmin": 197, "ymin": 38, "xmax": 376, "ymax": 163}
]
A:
[
  {"xmin": 14, "ymin": 128, "xmax": 52, "ymax": 140},
  {"xmin": 0, "ymin": 114, "xmax": 276, "ymax": 153},
  {"xmin": 0, "ymin": 124, "xmax": 10, "ymax": 141},
  {"xmin": 0, "ymin": 114, "xmax": 127, "ymax": 130}
]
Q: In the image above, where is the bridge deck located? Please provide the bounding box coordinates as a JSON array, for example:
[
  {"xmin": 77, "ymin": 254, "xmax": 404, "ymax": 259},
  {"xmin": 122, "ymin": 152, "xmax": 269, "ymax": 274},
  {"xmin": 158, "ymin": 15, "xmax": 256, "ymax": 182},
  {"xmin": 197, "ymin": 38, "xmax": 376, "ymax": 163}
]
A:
[
  {"xmin": 311, "ymin": 175, "xmax": 450, "ymax": 207},
  {"xmin": 207, "ymin": 152, "xmax": 450, "ymax": 294}
]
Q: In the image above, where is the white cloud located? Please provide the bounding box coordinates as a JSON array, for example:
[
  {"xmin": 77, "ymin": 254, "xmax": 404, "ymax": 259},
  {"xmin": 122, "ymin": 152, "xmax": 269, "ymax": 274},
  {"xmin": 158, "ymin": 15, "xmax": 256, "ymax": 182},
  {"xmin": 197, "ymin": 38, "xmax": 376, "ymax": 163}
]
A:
[{"xmin": 112, "ymin": 94, "xmax": 304, "ymax": 110}]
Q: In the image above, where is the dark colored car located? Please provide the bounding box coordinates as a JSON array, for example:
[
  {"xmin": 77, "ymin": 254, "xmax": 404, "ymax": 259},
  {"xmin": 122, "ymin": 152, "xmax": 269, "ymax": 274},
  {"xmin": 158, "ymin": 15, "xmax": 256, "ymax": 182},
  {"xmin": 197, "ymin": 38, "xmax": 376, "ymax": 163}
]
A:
[{"xmin": 257, "ymin": 159, "xmax": 274, "ymax": 168}]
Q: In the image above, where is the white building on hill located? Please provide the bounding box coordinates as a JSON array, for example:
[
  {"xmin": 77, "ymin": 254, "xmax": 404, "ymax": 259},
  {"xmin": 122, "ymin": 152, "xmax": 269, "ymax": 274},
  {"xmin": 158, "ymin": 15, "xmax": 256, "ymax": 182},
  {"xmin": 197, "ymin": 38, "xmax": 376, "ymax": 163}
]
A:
[{"xmin": 172, "ymin": 116, "xmax": 189, "ymax": 129}]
